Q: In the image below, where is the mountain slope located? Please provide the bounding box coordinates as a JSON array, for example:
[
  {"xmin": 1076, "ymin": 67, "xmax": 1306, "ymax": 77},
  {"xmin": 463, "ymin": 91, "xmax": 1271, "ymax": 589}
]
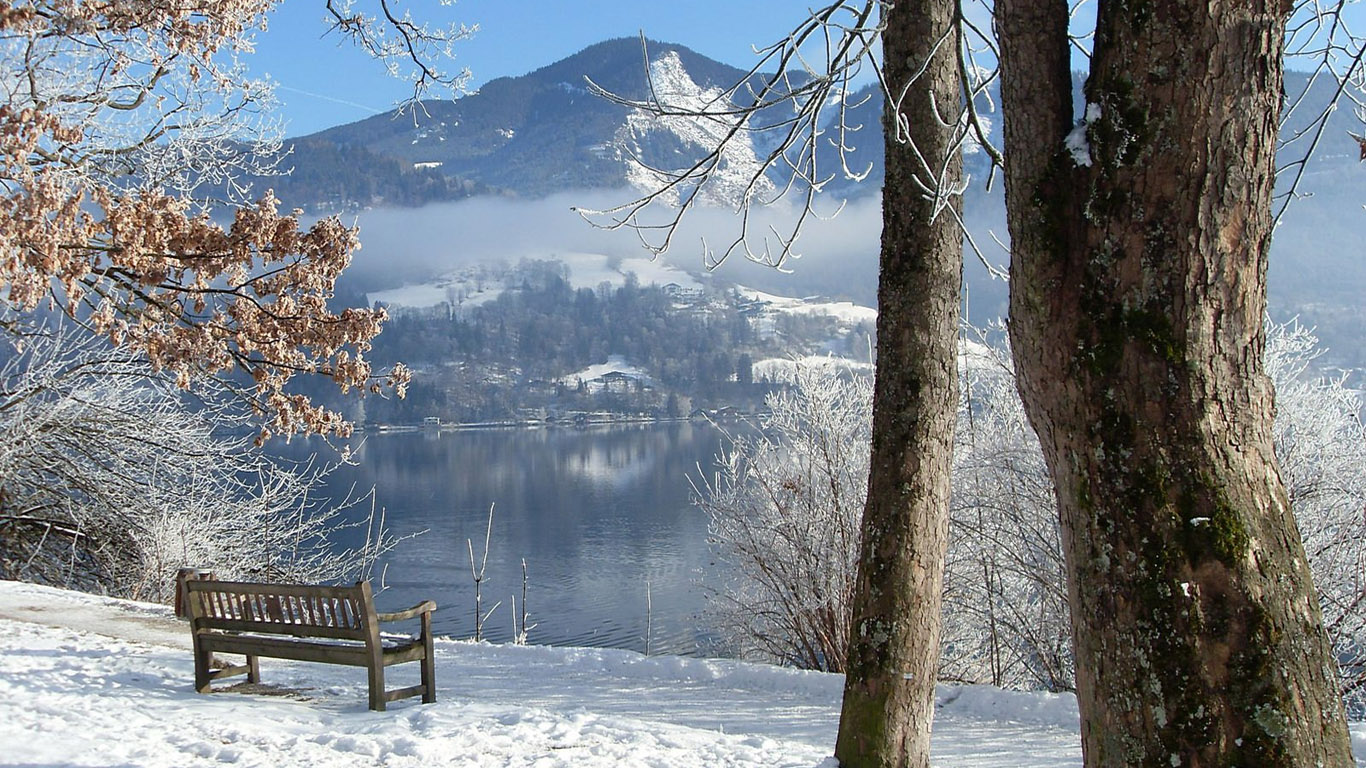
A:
[
  {"xmin": 297, "ymin": 38, "xmax": 765, "ymax": 199},
  {"xmin": 268, "ymin": 41, "xmax": 1366, "ymax": 364}
]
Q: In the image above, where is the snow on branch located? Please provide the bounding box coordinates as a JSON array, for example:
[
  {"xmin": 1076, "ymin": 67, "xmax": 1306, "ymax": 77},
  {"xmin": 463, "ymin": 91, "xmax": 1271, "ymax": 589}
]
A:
[
  {"xmin": 324, "ymin": 0, "xmax": 476, "ymax": 112},
  {"xmin": 1266, "ymin": 0, "xmax": 1366, "ymax": 221},
  {"xmin": 696, "ymin": 325, "xmax": 1366, "ymax": 706},
  {"xmin": 0, "ymin": 321, "xmax": 407, "ymax": 601}
]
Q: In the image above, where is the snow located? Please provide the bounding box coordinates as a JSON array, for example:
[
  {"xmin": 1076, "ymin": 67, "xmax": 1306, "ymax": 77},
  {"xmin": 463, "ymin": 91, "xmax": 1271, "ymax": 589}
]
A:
[
  {"xmin": 620, "ymin": 256, "xmax": 703, "ymax": 290},
  {"xmin": 964, "ymin": 115, "xmax": 993, "ymax": 156},
  {"xmin": 368, "ymin": 275, "xmax": 503, "ymax": 311},
  {"xmin": 4, "ymin": 580, "xmax": 1364, "ymax": 767},
  {"xmin": 555, "ymin": 252, "xmax": 702, "ymax": 293},
  {"xmin": 736, "ymin": 286, "xmax": 877, "ymax": 325},
  {"xmin": 754, "ymin": 355, "xmax": 873, "ymax": 384},
  {"xmin": 368, "ymin": 282, "xmax": 462, "ymax": 309},
  {"xmin": 1066, "ymin": 103, "xmax": 1102, "ymax": 168},
  {"xmin": 367, "ymin": 254, "xmax": 702, "ymax": 309},
  {"xmin": 616, "ymin": 51, "xmax": 774, "ymax": 208},
  {"xmin": 558, "ymin": 355, "xmax": 648, "ymax": 387},
  {"xmin": 559, "ymin": 252, "xmax": 624, "ymax": 290}
]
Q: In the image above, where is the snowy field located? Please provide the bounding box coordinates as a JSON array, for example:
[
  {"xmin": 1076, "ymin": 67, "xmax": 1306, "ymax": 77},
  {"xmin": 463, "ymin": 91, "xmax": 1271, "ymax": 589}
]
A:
[
  {"xmin": 1, "ymin": 580, "xmax": 1362, "ymax": 767},
  {"xmin": 557, "ymin": 354, "xmax": 651, "ymax": 389},
  {"xmin": 734, "ymin": 286, "xmax": 878, "ymax": 326}
]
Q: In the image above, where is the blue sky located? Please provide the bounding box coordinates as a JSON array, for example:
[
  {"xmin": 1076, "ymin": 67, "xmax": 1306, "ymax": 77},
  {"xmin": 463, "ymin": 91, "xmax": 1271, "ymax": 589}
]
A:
[{"xmin": 251, "ymin": 1, "xmax": 825, "ymax": 136}]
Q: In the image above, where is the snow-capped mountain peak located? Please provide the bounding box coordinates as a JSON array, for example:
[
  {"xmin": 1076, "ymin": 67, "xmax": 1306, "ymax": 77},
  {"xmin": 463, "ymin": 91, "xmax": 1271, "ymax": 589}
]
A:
[{"xmin": 614, "ymin": 51, "xmax": 774, "ymax": 208}]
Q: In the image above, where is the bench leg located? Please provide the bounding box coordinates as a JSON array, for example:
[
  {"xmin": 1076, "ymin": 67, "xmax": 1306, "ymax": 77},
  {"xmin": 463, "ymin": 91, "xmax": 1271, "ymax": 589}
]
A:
[
  {"xmin": 367, "ymin": 661, "xmax": 386, "ymax": 711},
  {"xmin": 421, "ymin": 658, "xmax": 436, "ymax": 703},
  {"xmin": 247, "ymin": 654, "xmax": 260, "ymax": 684},
  {"xmin": 193, "ymin": 642, "xmax": 213, "ymax": 694},
  {"xmin": 421, "ymin": 613, "xmax": 436, "ymax": 704}
]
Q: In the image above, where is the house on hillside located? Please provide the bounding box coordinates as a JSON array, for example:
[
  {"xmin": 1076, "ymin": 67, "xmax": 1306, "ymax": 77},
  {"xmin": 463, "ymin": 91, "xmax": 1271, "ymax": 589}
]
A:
[
  {"xmin": 663, "ymin": 283, "xmax": 704, "ymax": 302},
  {"xmin": 597, "ymin": 371, "xmax": 637, "ymax": 394}
]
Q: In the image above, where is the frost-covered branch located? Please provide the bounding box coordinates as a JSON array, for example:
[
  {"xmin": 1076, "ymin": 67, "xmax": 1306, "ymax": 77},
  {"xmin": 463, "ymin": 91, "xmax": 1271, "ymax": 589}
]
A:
[
  {"xmin": 697, "ymin": 325, "xmax": 1366, "ymax": 707},
  {"xmin": 0, "ymin": 3, "xmax": 421, "ymax": 437},
  {"xmin": 576, "ymin": 2, "xmax": 1011, "ymax": 279},
  {"xmin": 1268, "ymin": 0, "xmax": 1366, "ymax": 220},
  {"xmin": 323, "ymin": 0, "xmax": 476, "ymax": 111},
  {"xmin": 0, "ymin": 323, "xmax": 406, "ymax": 602},
  {"xmin": 693, "ymin": 361, "xmax": 871, "ymax": 671},
  {"xmin": 0, "ymin": 0, "xmax": 285, "ymax": 204}
]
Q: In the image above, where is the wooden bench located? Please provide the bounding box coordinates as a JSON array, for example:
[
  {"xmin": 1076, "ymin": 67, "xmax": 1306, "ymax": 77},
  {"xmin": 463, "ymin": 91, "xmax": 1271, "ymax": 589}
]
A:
[{"xmin": 185, "ymin": 579, "xmax": 436, "ymax": 711}]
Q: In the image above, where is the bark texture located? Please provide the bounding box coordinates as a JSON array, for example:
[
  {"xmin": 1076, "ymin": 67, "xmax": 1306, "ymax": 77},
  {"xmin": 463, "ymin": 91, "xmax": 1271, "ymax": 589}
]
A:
[
  {"xmin": 997, "ymin": 0, "xmax": 1354, "ymax": 765},
  {"xmin": 833, "ymin": 1, "xmax": 962, "ymax": 766}
]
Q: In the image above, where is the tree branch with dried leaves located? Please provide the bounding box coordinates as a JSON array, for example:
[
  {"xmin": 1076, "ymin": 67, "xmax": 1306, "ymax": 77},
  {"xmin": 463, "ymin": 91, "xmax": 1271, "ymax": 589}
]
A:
[{"xmin": 0, "ymin": 2, "xmax": 478, "ymax": 438}]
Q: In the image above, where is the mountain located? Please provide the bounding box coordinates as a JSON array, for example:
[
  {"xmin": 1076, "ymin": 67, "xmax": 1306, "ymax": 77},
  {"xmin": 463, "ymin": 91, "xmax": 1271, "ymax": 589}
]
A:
[
  {"xmin": 272, "ymin": 38, "xmax": 780, "ymax": 204},
  {"xmin": 261, "ymin": 137, "xmax": 487, "ymax": 211},
  {"xmin": 265, "ymin": 40, "xmax": 1366, "ymax": 367},
  {"xmin": 269, "ymin": 42, "xmax": 1366, "ymax": 212}
]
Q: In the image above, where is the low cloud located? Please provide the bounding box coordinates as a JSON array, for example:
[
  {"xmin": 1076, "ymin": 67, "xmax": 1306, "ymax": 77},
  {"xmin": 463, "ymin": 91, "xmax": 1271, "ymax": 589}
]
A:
[
  {"xmin": 341, "ymin": 185, "xmax": 1013, "ymax": 318},
  {"xmin": 342, "ymin": 189, "xmax": 885, "ymax": 304}
]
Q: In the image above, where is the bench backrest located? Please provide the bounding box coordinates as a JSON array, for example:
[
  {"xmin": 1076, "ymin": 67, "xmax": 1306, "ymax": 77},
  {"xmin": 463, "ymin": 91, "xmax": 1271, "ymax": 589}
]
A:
[{"xmin": 186, "ymin": 579, "xmax": 380, "ymax": 643}]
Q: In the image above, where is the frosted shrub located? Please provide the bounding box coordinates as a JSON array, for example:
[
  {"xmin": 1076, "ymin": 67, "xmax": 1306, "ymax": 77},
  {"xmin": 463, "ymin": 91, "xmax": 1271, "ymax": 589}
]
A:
[
  {"xmin": 694, "ymin": 362, "xmax": 871, "ymax": 672},
  {"xmin": 943, "ymin": 339, "xmax": 1070, "ymax": 691},
  {"xmin": 0, "ymin": 325, "xmax": 399, "ymax": 602},
  {"xmin": 699, "ymin": 325, "xmax": 1366, "ymax": 708},
  {"xmin": 1266, "ymin": 320, "xmax": 1366, "ymax": 714}
]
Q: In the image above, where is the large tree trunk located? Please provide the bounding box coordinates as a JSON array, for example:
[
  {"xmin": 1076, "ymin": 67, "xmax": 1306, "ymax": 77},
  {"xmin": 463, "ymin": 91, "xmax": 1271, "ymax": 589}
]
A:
[
  {"xmin": 997, "ymin": 0, "xmax": 1353, "ymax": 765},
  {"xmin": 833, "ymin": 1, "xmax": 962, "ymax": 766}
]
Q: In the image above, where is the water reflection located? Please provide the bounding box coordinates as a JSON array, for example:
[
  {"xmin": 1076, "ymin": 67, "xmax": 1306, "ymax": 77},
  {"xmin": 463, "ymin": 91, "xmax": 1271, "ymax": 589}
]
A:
[{"xmin": 273, "ymin": 422, "xmax": 732, "ymax": 656}]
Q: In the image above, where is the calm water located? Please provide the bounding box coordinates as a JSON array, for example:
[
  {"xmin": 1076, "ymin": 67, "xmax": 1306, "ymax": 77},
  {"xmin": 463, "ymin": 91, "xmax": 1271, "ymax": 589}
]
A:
[{"xmin": 275, "ymin": 422, "xmax": 734, "ymax": 656}]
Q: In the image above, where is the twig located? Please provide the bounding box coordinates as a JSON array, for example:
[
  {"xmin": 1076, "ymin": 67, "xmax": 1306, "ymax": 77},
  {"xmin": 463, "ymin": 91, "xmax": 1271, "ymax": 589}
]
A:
[{"xmin": 468, "ymin": 503, "xmax": 495, "ymax": 641}]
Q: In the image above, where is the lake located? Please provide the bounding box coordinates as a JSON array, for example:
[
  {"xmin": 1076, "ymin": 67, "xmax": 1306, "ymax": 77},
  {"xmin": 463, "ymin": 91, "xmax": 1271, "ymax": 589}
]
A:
[{"xmin": 275, "ymin": 422, "xmax": 737, "ymax": 656}]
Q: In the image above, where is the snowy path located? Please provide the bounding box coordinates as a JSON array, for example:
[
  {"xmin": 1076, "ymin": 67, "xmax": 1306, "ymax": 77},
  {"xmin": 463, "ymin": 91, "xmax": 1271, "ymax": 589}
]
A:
[{"xmin": 0, "ymin": 580, "xmax": 1122, "ymax": 766}]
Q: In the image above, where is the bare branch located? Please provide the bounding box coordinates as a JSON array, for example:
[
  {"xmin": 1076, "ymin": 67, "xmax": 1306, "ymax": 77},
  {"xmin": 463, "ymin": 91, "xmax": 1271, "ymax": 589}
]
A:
[
  {"xmin": 0, "ymin": 321, "xmax": 407, "ymax": 601},
  {"xmin": 577, "ymin": 2, "xmax": 1008, "ymax": 279},
  {"xmin": 323, "ymin": 0, "xmax": 476, "ymax": 112}
]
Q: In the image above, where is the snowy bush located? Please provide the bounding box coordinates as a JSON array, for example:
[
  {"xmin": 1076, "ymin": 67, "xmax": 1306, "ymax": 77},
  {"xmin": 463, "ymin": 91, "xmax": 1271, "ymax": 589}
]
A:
[
  {"xmin": 0, "ymin": 325, "xmax": 399, "ymax": 602},
  {"xmin": 1265, "ymin": 320, "xmax": 1366, "ymax": 714},
  {"xmin": 942, "ymin": 338, "xmax": 1070, "ymax": 691},
  {"xmin": 697, "ymin": 324, "xmax": 1366, "ymax": 708},
  {"xmin": 693, "ymin": 362, "xmax": 871, "ymax": 672}
]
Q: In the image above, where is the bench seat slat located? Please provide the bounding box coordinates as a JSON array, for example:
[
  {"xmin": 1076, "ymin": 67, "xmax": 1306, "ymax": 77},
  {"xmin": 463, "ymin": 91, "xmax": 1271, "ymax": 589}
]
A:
[{"xmin": 200, "ymin": 633, "xmax": 373, "ymax": 666}]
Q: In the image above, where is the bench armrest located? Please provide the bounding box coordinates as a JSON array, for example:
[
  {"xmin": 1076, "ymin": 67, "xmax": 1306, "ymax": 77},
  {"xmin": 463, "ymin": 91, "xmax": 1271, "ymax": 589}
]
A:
[{"xmin": 376, "ymin": 600, "xmax": 436, "ymax": 623}]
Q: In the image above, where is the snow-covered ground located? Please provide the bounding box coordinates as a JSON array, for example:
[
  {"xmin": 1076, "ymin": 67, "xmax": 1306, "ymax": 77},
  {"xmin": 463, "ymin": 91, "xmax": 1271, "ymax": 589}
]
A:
[
  {"xmin": 1, "ymin": 580, "xmax": 1361, "ymax": 767},
  {"xmin": 753, "ymin": 355, "xmax": 874, "ymax": 384},
  {"xmin": 557, "ymin": 252, "xmax": 702, "ymax": 293},
  {"xmin": 558, "ymin": 355, "xmax": 650, "ymax": 388},
  {"xmin": 735, "ymin": 286, "xmax": 878, "ymax": 326},
  {"xmin": 368, "ymin": 280, "xmax": 502, "ymax": 312}
]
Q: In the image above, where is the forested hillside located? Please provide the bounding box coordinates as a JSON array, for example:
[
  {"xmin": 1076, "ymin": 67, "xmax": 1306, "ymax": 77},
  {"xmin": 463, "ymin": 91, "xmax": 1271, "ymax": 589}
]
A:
[{"xmin": 341, "ymin": 260, "xmax": 873, "ymax": 425}]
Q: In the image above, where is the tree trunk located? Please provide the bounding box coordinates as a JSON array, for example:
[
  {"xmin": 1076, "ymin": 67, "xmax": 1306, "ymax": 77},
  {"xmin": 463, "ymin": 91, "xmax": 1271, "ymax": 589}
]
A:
[
  {"xmin": 997, "ymin": 0, "xmax": 1354, "ymax": 765},
  {"xmin": 834, "ymin": 0, "xmax": 962, "ymax": 765}
]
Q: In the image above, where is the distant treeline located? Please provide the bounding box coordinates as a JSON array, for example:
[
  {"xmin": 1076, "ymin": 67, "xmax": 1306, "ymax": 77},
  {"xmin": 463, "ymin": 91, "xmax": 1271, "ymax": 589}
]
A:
[{"xmin": 336, "ymin": 260, "xmax": 870, "ymax": 424}]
